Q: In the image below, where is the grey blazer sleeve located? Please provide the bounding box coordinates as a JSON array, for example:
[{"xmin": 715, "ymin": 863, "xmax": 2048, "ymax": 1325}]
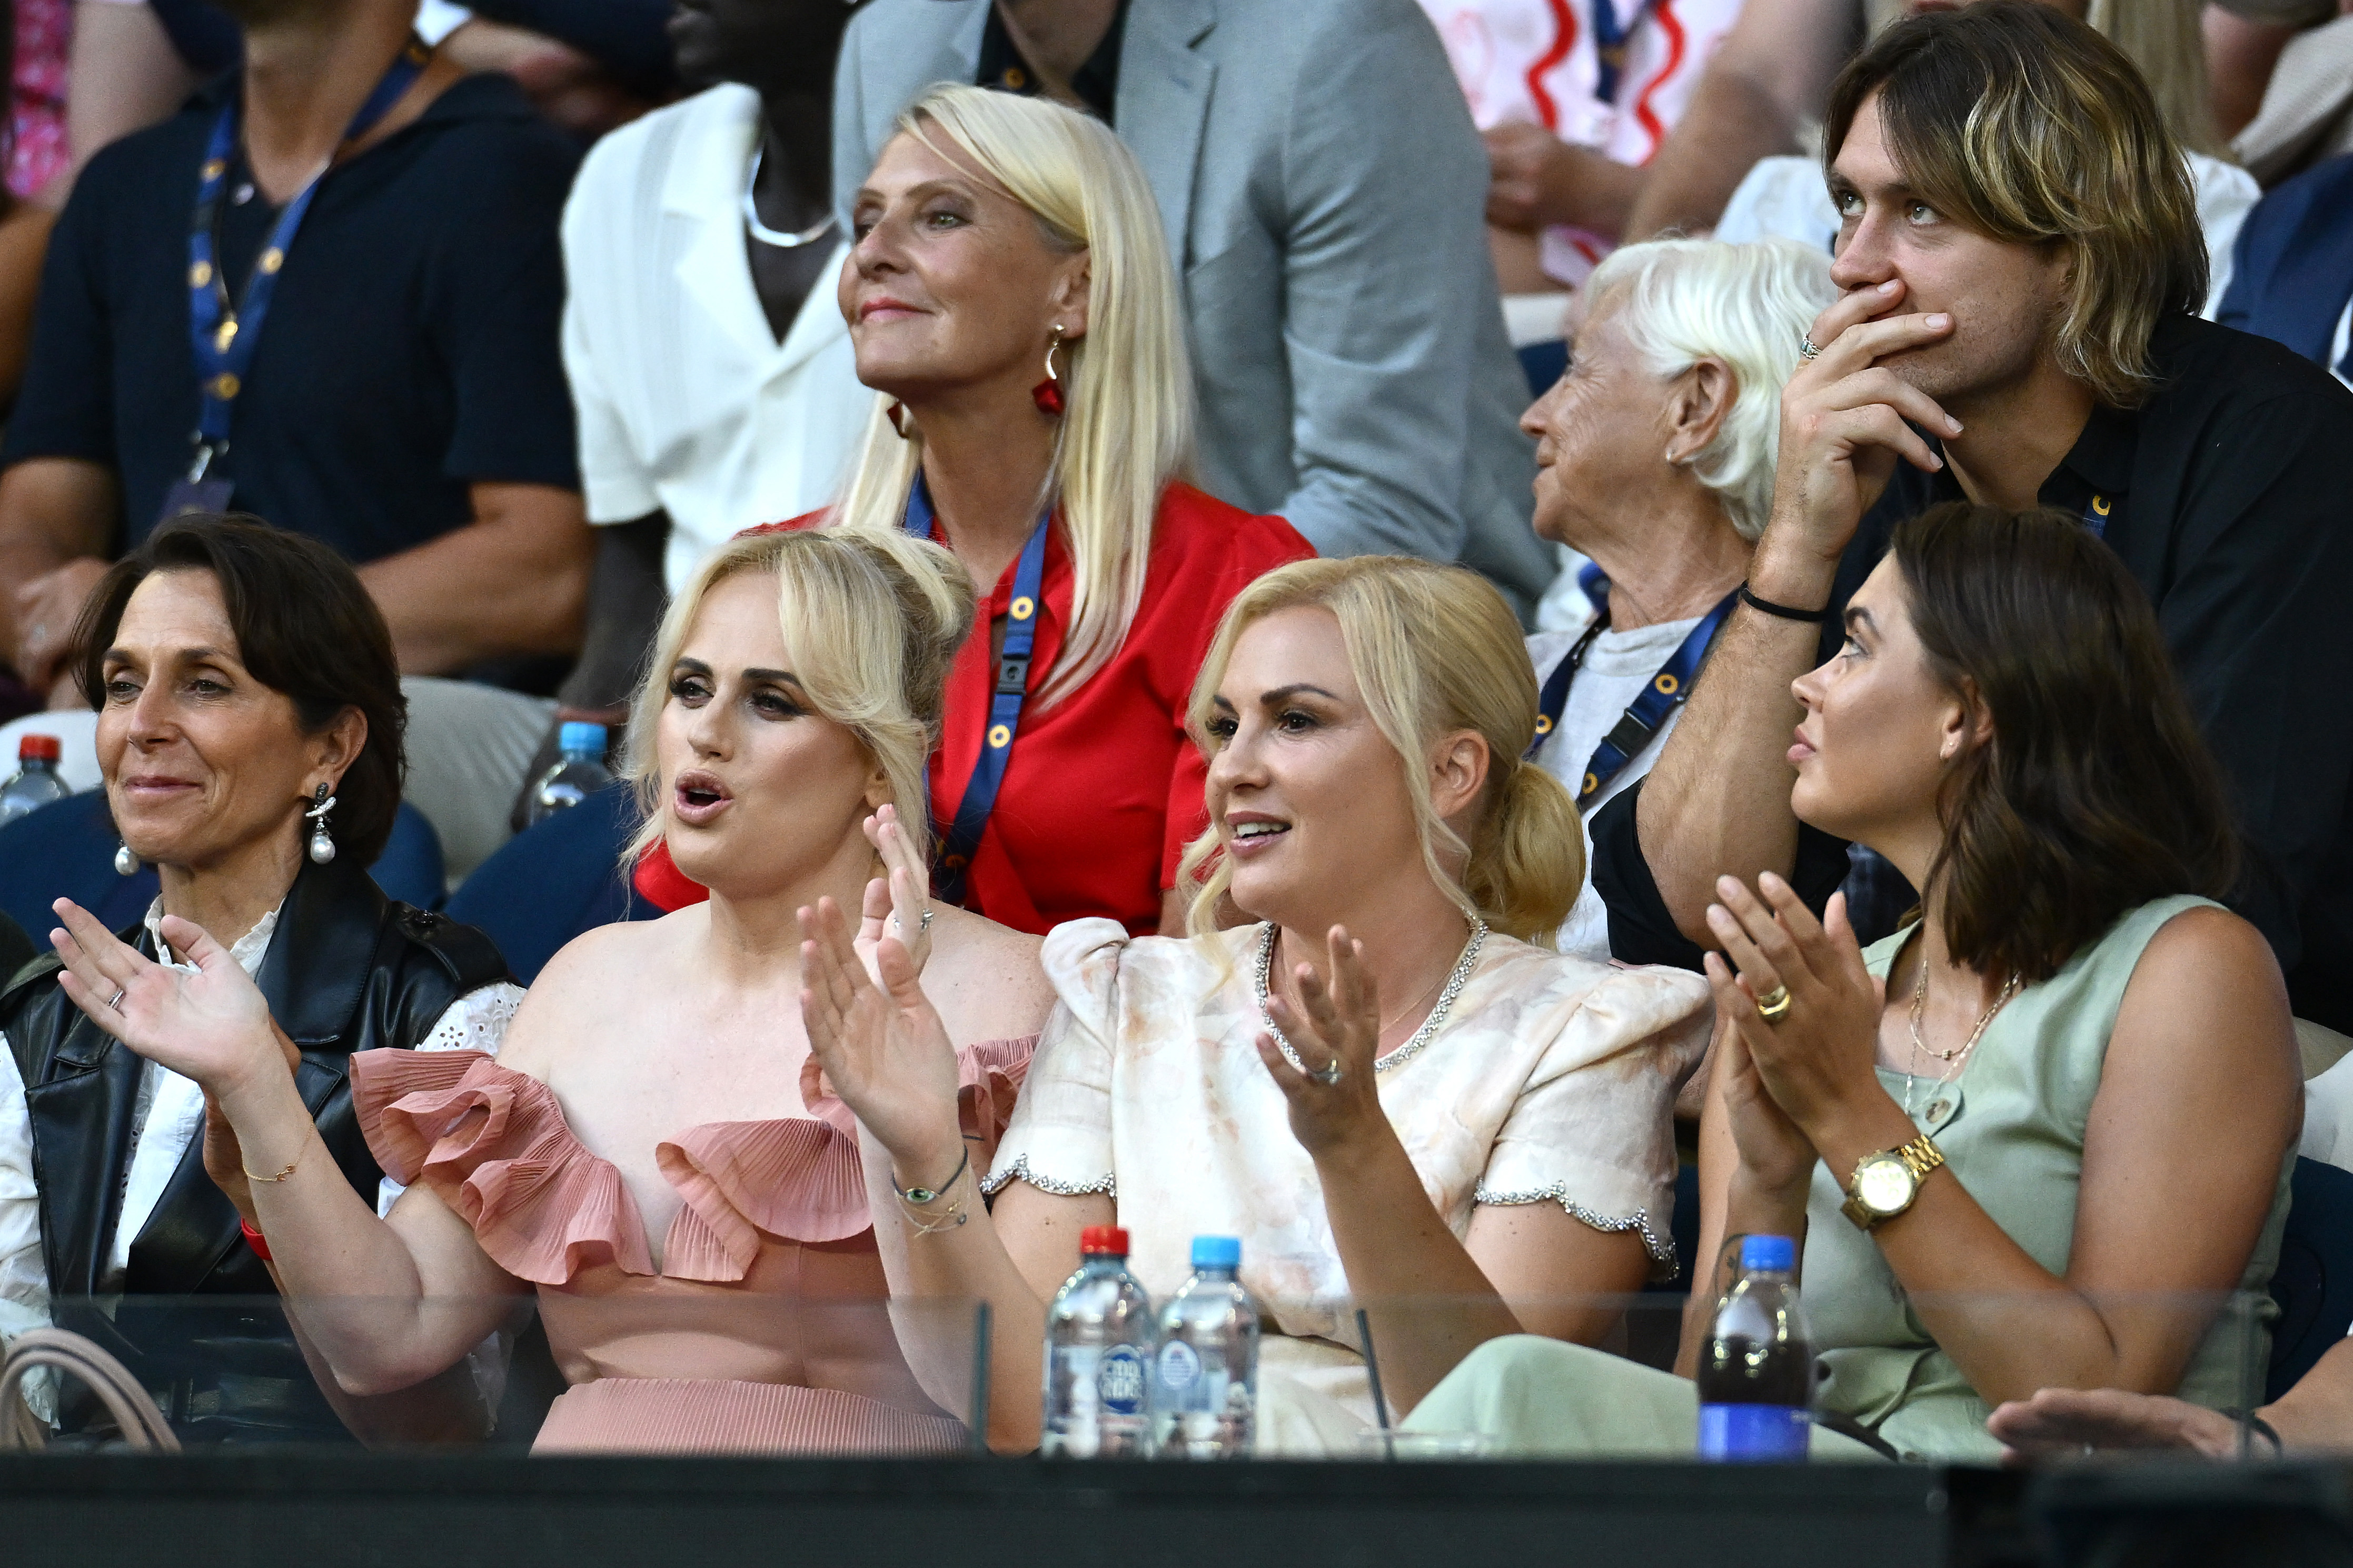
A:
[{"xmin": 1266, "ymin": 0, "xmax": 1533, "ymax": 578}]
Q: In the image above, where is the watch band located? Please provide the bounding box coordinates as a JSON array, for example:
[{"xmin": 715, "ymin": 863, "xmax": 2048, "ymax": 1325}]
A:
[{"xmin": 1839, "ymin": 1132, "xmax": 1946, "ymax": 1231}]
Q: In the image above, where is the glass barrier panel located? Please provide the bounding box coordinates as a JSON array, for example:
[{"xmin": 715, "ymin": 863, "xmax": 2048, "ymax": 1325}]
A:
[{"xmin": 3, "ymin": 1287, "xmax": 2283, "ymax": 1464}]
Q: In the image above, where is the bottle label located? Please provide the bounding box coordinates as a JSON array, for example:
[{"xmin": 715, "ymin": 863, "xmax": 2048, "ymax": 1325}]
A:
[
  {"xmin": 1097, "ymin": 1344, "xmax": 1148, "ymax": 1416},
  {"xmin": 1156, "ymin": 1340, "xmax": 1200, "ymax": 1394},
  {"xmin": 1696, "ymin": 1403, "xmax": 1811, "ymax": 1462}
]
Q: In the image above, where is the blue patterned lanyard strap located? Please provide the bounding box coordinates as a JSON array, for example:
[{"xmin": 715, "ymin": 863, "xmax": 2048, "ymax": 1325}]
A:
[
  {"xmin": 184, "ymin": 37, "xmax": 429, "ymax": 483},
  {"xmin": 904, "ymin": 474, "xmax": 1052, "ymax": 905},
  {"xmin": 1525, "ymin": 582, "xmax": 1737, "ymax": 808}
]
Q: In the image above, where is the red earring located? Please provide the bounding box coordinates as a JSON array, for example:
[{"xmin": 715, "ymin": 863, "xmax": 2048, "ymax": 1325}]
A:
[
  {"xmin": 1032, "ymin": 325, "xmax": 1066, "ymax": 416},
  {"xmin": 887, "ymin": 401, "xmax": 911, "ymax": 438}
]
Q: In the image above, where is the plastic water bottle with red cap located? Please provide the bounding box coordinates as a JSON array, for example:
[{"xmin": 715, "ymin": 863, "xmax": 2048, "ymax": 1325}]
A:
[
  {"xmin": 0, "ymin": 734, "xmax": 71, "ymax": 826},
  {"xmin": 1041, "ymin": 1224, "xmax": 1156, "ymax": 1458},
  {"xmin": 1155, "ymin": 1235, "xmax": 1260, "ymax": 1459},
  {"xmin": 1696, "ymin": 1233, "xmax": 1815, "ymax": 1461}
]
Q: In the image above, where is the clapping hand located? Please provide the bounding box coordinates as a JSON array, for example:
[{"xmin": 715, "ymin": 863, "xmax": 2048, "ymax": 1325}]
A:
[
  {"xmin": 48, "ymin": 898, "xmax": 281, "ymax": 1103},
  {"xmin": 853, "ymin": 804, "xmax": 935, "ymax": 981},
  {"xmin": 1255, "ymin": 926, "xmax": 1392, "ymax": 1160},
  {"xmin": 799, "ymin": 895, "xmax": 964, "ymax": 1186},
  {"xmin": 1702, "ymin": 877, "xmax": 1885, "ymax": 1146}
]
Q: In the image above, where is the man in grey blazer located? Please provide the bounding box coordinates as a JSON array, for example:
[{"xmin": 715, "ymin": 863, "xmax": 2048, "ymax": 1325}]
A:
[{"xmin": 832, "ymin": 0, "xmax": 1555, "ymax": 620}]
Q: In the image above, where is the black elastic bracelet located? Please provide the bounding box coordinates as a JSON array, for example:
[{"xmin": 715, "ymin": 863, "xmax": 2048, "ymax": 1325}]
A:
[{"xmin": 1738, "ymin": 582, "xmax": 1832, "ymax": 623}]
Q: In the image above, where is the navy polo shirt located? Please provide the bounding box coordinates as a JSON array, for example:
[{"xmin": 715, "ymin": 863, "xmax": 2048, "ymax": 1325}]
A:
[{"xmin": 4, "ymin": 72, "xmax": 582, "ymax": 565}]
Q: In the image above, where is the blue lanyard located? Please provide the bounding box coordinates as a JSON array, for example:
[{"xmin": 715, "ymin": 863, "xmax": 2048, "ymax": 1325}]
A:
[
  {"xmin": 184, "ymin": 38, "xmax": 429, "ymax": 483},
  {"xmin": 2082, "ymin": 492, "xmax": 2111, "ymax": 539},
  {"xmin": 1525, "ymin": 577, "xmax": 1736, "ymax": 808},
  {"xmin": 1588, "ymin": 0, "xmax": 1655, "ymax": 105},
  {"xmin": 904, "ymin": 474, "xmax": 1052, "ymax": 905}
]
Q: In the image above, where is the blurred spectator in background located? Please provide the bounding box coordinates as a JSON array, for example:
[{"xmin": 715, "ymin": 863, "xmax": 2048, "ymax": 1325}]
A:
[
  {"xmin": 548, "ymin": 0, "xmax": 864, "ymax": 758},
  {"xmin": 438, "ymin": 0, "xmax": 678, "ymax": 137},
  {"xmin": 2217, "ymin": 152, "xmax": 2353, "ymax": 388},
  {"xmin": 1520, "ymin": 237, "xmax": 1832, "ymax": 962},
  {"xmin": 836, "ymin": 0, "xmax": 1556, "ymax": 621},
  {"xmin": 1705, "ymin": 0, "xmax": 2257, "ymax": 318},
  {"xmin": 0, "ymin": 0, "xmax": 591, "ymax": 877},
  {"xmin": 2207, "ymin": 0, "xmax": 2353, "ymax": 186},
  {"xmin": 1416, "ymin": 0, "xmax": 1745, "ymax": 297},
  {"xmin": 1595, "ymin": 4, "xmax": 2353, "ymax": 1036}
]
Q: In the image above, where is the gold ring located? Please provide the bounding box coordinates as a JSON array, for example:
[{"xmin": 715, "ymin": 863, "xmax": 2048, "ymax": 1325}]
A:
[{"xmin": 1756, "ymin": 985, "xmax": 1792, "ymax": 1023}]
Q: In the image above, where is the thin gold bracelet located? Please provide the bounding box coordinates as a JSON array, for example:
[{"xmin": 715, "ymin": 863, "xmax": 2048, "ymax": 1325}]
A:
[{"xmin": 242, "ymin": 1155, "xmax": 300, "ymax": 1184}]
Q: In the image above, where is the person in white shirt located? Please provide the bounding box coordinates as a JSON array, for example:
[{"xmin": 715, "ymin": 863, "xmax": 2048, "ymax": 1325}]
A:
[
  {"xmin": 1417, "ymin": 0, "xmax": 1748, "ymax": 292},
  {"xmin": 1517, "ymin": 237, "xmax": 1832, "ymax": 962},
  {"xmin": 0, "ymin": 518, "xmax": 521, "ymax": 1442},
  {"xmin": 544, "ymin": 0, "xmax": 869, "ymax": 744}
]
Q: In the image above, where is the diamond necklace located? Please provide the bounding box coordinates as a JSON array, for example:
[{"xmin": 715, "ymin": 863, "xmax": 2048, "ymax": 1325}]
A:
[{"xmin": 1252, "ymin": 917, "xmax": 1488, "ymax": 1075}]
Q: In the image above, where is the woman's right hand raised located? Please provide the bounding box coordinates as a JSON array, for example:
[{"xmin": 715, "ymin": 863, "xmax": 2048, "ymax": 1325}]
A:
[
  {"xmin": 1702, "ymin": 948, "xmax": 1819, "ymax": 1199},
  {"xmin": 1758, "ymin": 279, "xmax": 1962, "ymax": 594},
  {"xmin": 799, "ymin": 895, "xmax": 966, "ymax": 1184},
  {"xmin": 48, "ymin": 899, "xmax": 282, "ymax": 1104}
]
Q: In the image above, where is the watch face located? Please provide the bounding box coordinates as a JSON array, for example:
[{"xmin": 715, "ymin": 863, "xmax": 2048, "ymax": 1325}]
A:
[{"xmin": 1855, "ymin": 1156, "xmax": 1916, "ymax": 1215}]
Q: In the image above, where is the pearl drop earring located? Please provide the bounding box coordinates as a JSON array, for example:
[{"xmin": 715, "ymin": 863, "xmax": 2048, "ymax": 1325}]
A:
[
  {"xmin": 304, "ymin": 783, "xmax": 337, "ymax": 865},
  {"xmin": 114, "ymin": 841, "xmax": 138, "ymax": 876}
]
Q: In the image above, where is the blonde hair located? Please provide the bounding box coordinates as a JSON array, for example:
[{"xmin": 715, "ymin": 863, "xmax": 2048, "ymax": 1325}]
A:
[
  {"xmin": 622, "ymin": 527, "xmax": 976, "ymax": 866},
  {"xmin": 1827, "ymin": 4, "xmax": 2208, "ymax": 408},
  {"xmin": 1584, "ymin": 237, "xmax": 1836, "ymax": 541},
  {"xmin": 1175, "ymin": 557, "xmax": 1583, "ymax": 948},
  {"xmin": 832, "ymin": 83, "xmax": 1194, "ymax": 707},
  {"xmin": 2086, "ymin": 0, "xmax": 2222, "ymax": 159}
]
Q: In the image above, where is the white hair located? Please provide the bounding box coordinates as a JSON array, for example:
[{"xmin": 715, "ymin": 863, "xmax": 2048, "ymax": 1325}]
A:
[{"xmin": 1584, "ymin": 237, "xmax": 1836, "ymax": 542}]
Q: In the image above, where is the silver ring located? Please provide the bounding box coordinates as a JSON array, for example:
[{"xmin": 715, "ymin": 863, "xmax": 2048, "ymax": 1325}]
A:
[
  {"xmin": 1308, "ymin": 1058, "xmax": 1343, "ymax": 1086},
  {"xmin": 107, "ymin": 988, "xmax": 125, "ymax": 1012},
  {"xmin": 888, "ymin": 910, "xmax": 935, "ymax": 935},
  {"xmin": 1798, "ymin": 335, "xmax": 1823, "ymax": 362}
]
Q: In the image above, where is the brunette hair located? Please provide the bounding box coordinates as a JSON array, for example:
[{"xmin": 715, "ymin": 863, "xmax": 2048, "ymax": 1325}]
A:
[
  {"xmin": 1177, "ymin": 556, "xmax": 1582, "ymax": 947},
  {"xmin": 1895, "ymin": 502, "xmax": 2237, "ymax": 983},
  {"xmin": 70, "ymin": 515, "xmax": 407, "ymax": 864},
  {"xmin": 1823, "ymin": 2, "xmax": 2206, "ymax": 408}
]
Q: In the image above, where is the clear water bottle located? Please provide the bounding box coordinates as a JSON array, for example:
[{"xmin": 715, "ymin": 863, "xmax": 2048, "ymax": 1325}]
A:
[
  {"xmin": 1697, "ymin": 1233, "xmax": 1814, "ymax": 1462},
  {"xmin": 1041, "ymin": 1224, "xmax": 1156, "ymax": 1459},
  {"xmin": 525, "ymin": 721, "xmax": 612, "ymax": 826},
  {"xmin": 1154, "ymin": 1235, "xmax": 1260, "ymax": 1459},
  {"xmin": 0, "ymin": 734, "xmax": 72, "ymax": 825}
]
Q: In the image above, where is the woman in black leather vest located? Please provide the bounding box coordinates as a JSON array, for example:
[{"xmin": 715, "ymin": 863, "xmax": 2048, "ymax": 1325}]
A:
[{"xmin": 0, "ymin": 517, "xmax": 518, "ymax": 1443}]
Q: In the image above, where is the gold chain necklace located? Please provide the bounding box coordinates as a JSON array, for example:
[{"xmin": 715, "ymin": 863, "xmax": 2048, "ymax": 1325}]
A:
[{"xmin": 1904, "ymin": 938, "xmax": 2019, "ymax": 1117}]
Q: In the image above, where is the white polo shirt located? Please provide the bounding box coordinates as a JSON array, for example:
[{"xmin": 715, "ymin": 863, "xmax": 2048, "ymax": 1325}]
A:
[{"xmin": 561, "ymin": 84, "xmax": 870, "ymax": 593}]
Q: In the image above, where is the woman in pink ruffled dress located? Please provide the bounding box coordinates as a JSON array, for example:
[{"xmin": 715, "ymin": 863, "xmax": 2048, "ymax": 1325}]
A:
[{"xmin": 42, "ymin": 527, "xmax": 1055, "ymax": 1452}]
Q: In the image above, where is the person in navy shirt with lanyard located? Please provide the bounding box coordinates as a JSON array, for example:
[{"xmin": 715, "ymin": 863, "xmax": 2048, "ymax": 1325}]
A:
[
  {"xmin": 1518, "ymin": 236, "xmax": 1832, "ymax": 962},
  {"xmin": 0, "ymin": 0, "xmax": 588, "ymax": 707},
  {"xmin": 634, "ymin": 85, "xmax": 1311, "ymax": 936},
  {"xmin": 1592, "ymin": 5, "xmax": 2353, "ymax": 1035}
]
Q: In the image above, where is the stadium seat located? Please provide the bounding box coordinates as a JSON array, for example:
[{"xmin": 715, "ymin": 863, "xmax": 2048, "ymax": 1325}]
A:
[
  {"xmin": 2267, "ymin": 1156, "xmax": 2353, "ymax": 1402},
  {"xmin": 442, "ymin": 783, "xmax": 658, "ymax": 985}
]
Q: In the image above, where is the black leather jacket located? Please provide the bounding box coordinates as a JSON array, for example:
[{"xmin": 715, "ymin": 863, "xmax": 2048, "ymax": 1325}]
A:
[{"xmin": 1, "ymin": 857, "xmax": 509, "ymax": 1440}]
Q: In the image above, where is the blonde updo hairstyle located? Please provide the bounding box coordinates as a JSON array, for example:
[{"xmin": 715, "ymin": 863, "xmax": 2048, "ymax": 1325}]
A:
[
  {"xmin": 1176, "ymin": 557, "xmax": 1583, "ymax": 947},
  {"xmin": 622, "ymin": 526, "xmax": 977, "ymax": 866}
]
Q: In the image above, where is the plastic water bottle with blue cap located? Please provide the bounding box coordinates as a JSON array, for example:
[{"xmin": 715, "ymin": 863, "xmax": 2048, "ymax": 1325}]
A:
[
  {"xmin": 1155, "ymin": 1235, "xmax": 1260, "ymax": 1458},
  {"xmin": 1696, "ymin": 1233, "xmax": 1815, "ymax": 1461},
  {"xmin": 1042, "ymin": 1224, "xmax": 1156, "ymax": 1458},
  {"xmin": 525, "ymin": 722, "xmax": 613, "ymax": 826}
]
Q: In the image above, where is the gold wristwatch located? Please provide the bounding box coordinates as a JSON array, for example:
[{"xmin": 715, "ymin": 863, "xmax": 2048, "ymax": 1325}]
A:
[{"xmin": 1840, "ymin": 1133, "xmax": 1945, "ymax": 1231}]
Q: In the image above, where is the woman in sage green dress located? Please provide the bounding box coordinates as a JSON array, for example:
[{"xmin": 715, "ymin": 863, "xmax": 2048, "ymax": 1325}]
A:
[{"xmin": 1407, "ymin": 501, "xmax": 2303, "ymax": 1461}]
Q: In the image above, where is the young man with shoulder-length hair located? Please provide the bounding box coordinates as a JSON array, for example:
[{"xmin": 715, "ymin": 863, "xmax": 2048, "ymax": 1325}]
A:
[{"xmin": 1595, "ymin": 0, "xmax": 2353, "ymax": 1033}]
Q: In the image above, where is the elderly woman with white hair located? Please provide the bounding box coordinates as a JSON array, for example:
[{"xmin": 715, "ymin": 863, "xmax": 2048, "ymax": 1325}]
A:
[{"xmin": 1520, "ymin": 238, "xmax": 1837, "ymax": 961}]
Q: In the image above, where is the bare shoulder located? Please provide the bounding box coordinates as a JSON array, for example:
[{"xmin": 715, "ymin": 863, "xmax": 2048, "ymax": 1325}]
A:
[
  {"xmin": 493, "ymin": 914, "xmax": 693, "ymax": 1077},
  {"xmin": 926, "ymin": 907, "xmax": 1056, "ymax": 1040},
  {"xmin": 2112, "ymin": 903, "xmax": 2295, "ymax": 1077}
]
